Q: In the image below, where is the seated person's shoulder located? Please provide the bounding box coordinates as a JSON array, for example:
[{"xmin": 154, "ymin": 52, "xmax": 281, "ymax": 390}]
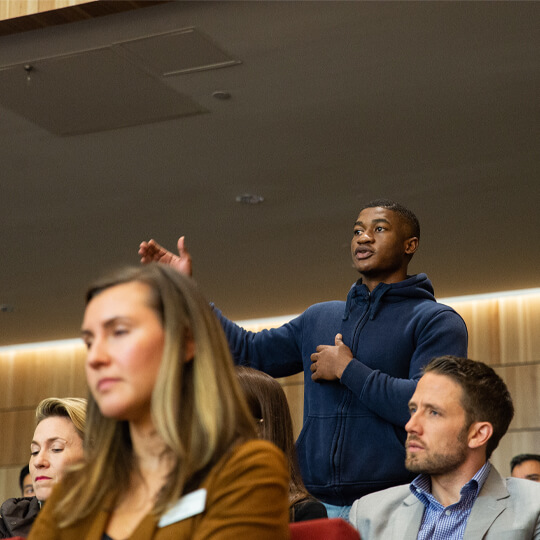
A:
[
  {"xmin": 214, "ymin": 439, "xmax": 288, "ymax": 485},
  {"xmin": 350, "ymin": 484, "xmax": 416, "ymax": 538},
  {"xmin": 230, "ymin": 439, "xmax": 286, "ymax": 464},
  {"xmin": 0, "ymin": 496, "xmax": 40, "ymax": 519},
  {"xmin": 354, "ymin": 484, "xmax": 411, "ymax": 506},
  {"xmin": 505, "ymin": 476, "xmax": 540, "ymax": 499},
  {"xmin": 0, "ymin": 496, "xmax": 40, "ymax": 537},
  {"xmin": 351, "ymin": 484, "xmax": 412, "ymax": 522}
]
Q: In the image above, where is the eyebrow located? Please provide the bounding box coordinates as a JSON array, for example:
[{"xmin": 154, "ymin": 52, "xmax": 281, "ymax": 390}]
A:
[
  {"xmin": 81, "ymin": 316, "xmax": 131, "ymax": 338},
  {"xmin": 407, "ymin": 401, "xmax": 442, "ymax": 411},
  {"xmin": 31, "ymin": 437, "xmax": 67, "ymax": 447},
  {"xmin": 354, "ymin": 218, "xmax": 392, "ymax": 227}
]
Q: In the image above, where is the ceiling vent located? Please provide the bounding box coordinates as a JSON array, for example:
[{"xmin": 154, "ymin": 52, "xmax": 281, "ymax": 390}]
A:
[
  {"xmin": 0, "ymin": 28, "xmax": 240, "ymax": 135},
  {"xmin": 115, "ymin": 27, "xmax": 241, "ymax": 76}
]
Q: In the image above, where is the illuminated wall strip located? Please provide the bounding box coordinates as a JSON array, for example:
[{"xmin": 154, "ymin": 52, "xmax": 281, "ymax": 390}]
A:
[
  {"xmin": 0, "ymin": 338, "xmax": 84, "ymax": 353},
  {"xmin": 439, "ymin": 287, "xmax": 540, "ymax": 305},
  {"xmin": 1, "ymin": 287, "xmax": 540, "ymax": 354}
]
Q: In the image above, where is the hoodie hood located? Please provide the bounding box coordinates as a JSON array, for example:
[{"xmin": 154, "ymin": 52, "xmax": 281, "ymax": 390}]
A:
[{"xmin": 343, "ymin": 273, "xmax": 435, "ymax": 321}]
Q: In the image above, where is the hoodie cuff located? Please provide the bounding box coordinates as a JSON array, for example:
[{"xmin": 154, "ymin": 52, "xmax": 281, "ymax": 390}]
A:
[{"xmin": 340, "ymin": 357, "xmax": 372, "ymax": 395}]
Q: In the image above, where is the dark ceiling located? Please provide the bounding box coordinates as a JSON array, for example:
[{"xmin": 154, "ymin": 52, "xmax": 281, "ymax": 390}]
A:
[{"xmin": 1, "ymin": 1, "xmax": 539, "ymax": 347}]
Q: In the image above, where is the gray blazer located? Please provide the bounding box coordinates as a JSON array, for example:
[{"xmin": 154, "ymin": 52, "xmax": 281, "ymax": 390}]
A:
[{"xmin": 350, "ymin": 465, "xmax": 540, "ymax": 539}]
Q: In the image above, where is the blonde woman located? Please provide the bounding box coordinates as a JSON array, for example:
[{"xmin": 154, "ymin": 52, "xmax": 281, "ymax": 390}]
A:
[
  {"xmin": 0, "ymin": 397, "xmax": 87, "ymax": 538},
  {"xmin": 29, "ymin": 264, "xmax": 289, "ymax": 540}
]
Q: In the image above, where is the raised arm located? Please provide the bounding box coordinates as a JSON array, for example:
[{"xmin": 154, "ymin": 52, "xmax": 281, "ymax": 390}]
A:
[{"xmin": 138, "ymin": 236, "xmax": 192, "ymax": 276}]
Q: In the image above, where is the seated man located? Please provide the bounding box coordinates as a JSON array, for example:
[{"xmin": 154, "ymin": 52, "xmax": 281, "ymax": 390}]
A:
[
  {"xmin": 350, "ymin": 356, "xmax": 540, "ymax": 540},
  {"xmin": 511, "ymin": 454, "xmax": 540, "ymax": 483},
  {"xmin": 19, "ymin": 465, "xmax": 34, "ymax": 497}
]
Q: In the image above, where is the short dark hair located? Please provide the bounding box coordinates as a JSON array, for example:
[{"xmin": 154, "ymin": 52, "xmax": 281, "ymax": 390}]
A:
[
  {"xmin": 19, "ymin": 464, "xmax": 30, "ymax": 493},
  {"xmin": 510, "ymin": 453, "xmax": 540, "ymax": 472},
  {"xmin": 359, "ymin": 199, "xmax": 420, "ymax": 240},
  {"xmin": 423, "ymin": 356, "xmax": 514, "ymax": 459}
]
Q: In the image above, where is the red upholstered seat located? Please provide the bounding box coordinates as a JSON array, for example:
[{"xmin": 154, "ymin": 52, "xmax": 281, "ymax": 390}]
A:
[{"xmin": 289, "ymin": 518, "xmax": 361, "ymax": 539}]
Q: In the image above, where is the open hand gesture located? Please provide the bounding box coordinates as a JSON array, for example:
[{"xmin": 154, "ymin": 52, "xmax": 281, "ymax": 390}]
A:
[{"xmin": 138, "ymin": 236, "xmax": 192, "ymax": 276}]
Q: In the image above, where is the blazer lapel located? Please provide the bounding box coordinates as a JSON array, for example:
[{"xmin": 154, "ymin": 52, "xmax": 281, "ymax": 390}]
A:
[
  {"xmin": 128, "ymin": 514, "xmax": 158, "ymax": 539},
  {"xmin": 463, "ymin": 466, "xmax": 509, "ymax": 540},
  {"xmin": 84, "ymin": 503, "xmax": 113, "ymax": 540},
  {"xmin": 393, "ymin": 493, "xmax": 425, "ymax": 539}
]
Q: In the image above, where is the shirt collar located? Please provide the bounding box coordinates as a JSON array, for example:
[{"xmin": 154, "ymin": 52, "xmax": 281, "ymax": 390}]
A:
[{"xmin": 410, "ymin": 461, "xmax": 492, "ymax": 502}]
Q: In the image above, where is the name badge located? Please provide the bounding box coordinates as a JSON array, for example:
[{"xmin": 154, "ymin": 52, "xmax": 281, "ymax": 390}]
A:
[{"xmin": 158, "ymin": 488, "xmax": 207, "ymax": 527}]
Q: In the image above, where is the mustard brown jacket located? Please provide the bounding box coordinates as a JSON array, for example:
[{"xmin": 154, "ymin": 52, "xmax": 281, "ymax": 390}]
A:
[{"xmin": 28, "ymin": 440, "xmax": 290, "ymax": 540}]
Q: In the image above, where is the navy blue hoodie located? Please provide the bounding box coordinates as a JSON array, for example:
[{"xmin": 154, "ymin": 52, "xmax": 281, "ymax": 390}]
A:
[{"xmin": 213, "ymin": 274, "xmax": 468, "ymax": 505}]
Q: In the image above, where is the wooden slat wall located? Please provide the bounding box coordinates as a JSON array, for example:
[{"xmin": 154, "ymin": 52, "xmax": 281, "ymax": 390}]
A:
[
  {"xmin": 0, "ymin": 344, "xmax": 86, "ymax": 500},
  {"xmin": 448, "ymin": 294, "xmax": 540, "ymax": 476},
  {"xmin": 1, "ymin": 292, "xmax": 539, "ymax": 500},
  {"xmin": 0, "ymin": 0, "xmax": 90, "ymax": 21},
  {"xmin": 0, "ymin": 1, "xmax": 167, "ymax": 36}
]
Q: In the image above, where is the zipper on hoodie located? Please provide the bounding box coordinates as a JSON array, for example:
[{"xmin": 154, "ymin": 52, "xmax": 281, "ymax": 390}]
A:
[{"xmin": 330, "ymin": 289, "xmax": 372, "ymax": 492}]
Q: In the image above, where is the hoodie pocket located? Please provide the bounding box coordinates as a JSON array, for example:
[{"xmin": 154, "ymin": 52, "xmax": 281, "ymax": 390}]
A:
[
  {"xmin": 295, "ymin": 415, "xmax": 339, "ymax": 489},
  {"xmin": 337, "ymin": 413, "xmax": 408, "ymax": 485}
]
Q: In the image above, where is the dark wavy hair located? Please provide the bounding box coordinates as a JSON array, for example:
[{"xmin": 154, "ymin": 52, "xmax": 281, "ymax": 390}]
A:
[{"xmin": 236, "ymin": 366, "xmax": 315, "ymax": 519}]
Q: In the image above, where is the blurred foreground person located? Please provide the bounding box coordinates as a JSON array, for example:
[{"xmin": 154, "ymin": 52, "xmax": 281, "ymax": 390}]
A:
[{"xmin": 29, "ymin": 264, "xmax": 289, "ymax": 540}]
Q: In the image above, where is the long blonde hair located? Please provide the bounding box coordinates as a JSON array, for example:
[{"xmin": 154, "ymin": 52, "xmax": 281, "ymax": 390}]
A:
[{"xmin": 55, "ymin": 264, "xmax": 256, "ymax": 527}]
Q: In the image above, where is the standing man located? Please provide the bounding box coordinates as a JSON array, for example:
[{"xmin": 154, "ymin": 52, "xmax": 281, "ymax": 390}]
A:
[
  {"xmin": 139, "ymin": 199, "xmax": 468, "ymax": 518},
  {"xmin": 350, "ymin": 356, "xmax": 540, "ymax": 540}
]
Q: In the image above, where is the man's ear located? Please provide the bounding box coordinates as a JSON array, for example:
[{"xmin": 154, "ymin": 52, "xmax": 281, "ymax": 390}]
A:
[
  {"xmin": 467, "ymin": 421, "xmax": 493, "ymax": 450},
  {"xmin": 404, "ymin": 237, "xmax": 419, "ymax": 256}
]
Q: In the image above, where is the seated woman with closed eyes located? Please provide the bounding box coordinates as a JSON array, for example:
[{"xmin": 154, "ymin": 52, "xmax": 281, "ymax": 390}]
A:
[
  {"xmin": 0, "ymin": 397, "xmax": 87, "ymax": 539},
  {"xmin": 29, "ymin": 264, "xmax": 289, "ymax": 540}
]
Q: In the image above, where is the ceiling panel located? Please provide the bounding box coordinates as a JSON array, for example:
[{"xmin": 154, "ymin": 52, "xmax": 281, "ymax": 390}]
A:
[{"xmin": 0, "ymin": 1, "xmax": 539, "ymax": 346}]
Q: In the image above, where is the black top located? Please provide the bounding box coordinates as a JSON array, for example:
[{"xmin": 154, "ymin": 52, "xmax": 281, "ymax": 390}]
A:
[{"xmin": 291, "ymin": 498, "xmax": 328, "ymax": 522}]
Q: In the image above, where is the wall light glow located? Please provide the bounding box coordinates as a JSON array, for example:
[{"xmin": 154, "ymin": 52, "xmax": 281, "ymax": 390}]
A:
[{"xmin": 1, "ymin": 287, "xmax": 540, "ymax": 354}]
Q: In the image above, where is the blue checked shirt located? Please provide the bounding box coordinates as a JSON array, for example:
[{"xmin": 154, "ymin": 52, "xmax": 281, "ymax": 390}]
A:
[{"xmin": 410, "ymin": 462, "xmax": 491, "ymax": 540}]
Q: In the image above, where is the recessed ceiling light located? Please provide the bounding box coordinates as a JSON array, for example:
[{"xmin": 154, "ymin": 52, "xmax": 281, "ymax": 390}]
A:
[
  {"xmin": 236, "ymin": 194, "xmax": 264, "ymax": 204},
  {"xmin": 212, "ymin": 91, "xmax": 231, "ymax": 100}
]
